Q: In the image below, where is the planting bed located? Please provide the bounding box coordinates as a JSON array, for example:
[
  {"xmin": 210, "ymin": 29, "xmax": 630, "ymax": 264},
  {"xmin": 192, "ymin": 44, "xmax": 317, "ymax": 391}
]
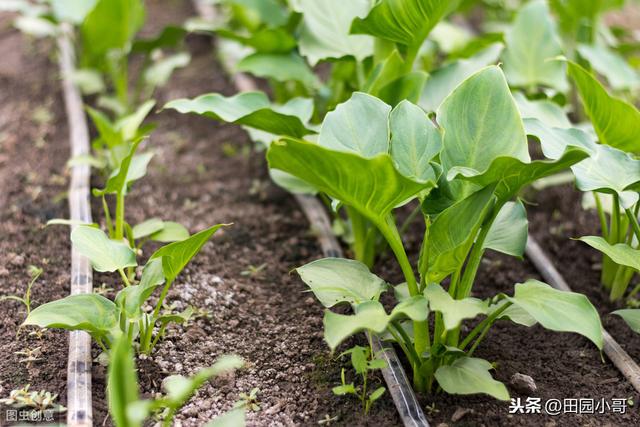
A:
[
  {"xmin": 3, "ymin": 1, "xmax": 640, "ymax": 427},
  {"xmin": 0, "ymin": 14, "xmax": 70, "ymax": 425}
]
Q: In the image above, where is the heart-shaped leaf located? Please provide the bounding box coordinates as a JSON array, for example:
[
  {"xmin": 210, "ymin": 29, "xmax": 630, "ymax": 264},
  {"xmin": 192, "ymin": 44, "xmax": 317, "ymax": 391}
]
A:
[
  {"xmin": 296, "ymin": 258, "xmax": 386, "ymax": 308},
  {"xmin": 508, "ymin": 280, "xmax": 603, "ymax": 349},
  {"xmin": 164, "ymin": 92, "xmax": 314, "ymax": 138},
  {"xmin": 71, "ymin": 226, "xmax": 137, "ymax": 272},
  {"xmin": 424, "ymin": 284, "xmax": 489, "ymax": 331},
  {"xmin": 435, "ymin": 357, "xmax": 509, "ymax": 400},
  {"xmin": 151, "ymin": 224, "xmax": 228, "ymax": 283},
  {"xmin": 567, "ymin": 60, "xmax": 640, "ymax": 153},
  {"xmin": 24, "ymin": 294, "xmax": 120, "ymax": 339}
]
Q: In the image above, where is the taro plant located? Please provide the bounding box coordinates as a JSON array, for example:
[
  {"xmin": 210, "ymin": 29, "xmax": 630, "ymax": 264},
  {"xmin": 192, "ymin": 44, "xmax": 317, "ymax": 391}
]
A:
[
  {"xmin": 22, "ymin": 224, "xmax": 227, "ymax": 355},
  {"xmin": 107, "ymin": 335, "xmax": 245, "ymax": 427},
  {"xmin": 169, "ymin": 0, "xmax": 465, "ymax": 267},
  {"xmin": 265, "ymin": 66, "xmax": 603, "ymax": 397},
  {"xmin": 529, "ymin": 60, "xmax": 640, "ymax": 303}
]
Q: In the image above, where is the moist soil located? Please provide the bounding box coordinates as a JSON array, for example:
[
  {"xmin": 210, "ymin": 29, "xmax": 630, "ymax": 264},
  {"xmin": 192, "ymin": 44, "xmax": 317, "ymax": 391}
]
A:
[
  {"xmin": 2, "ymin": 2, "xmax": 640, "ymax": 427},
  {"xmin": 0, "ymin": 12, "xmax": 73, "ymax": 426}
]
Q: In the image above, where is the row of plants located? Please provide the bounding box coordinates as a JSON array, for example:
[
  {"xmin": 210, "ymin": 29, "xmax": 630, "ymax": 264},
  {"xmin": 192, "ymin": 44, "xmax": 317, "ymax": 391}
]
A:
[
  {"xmin": 164, "ymin": 0, "xmax": 640, "ymax": 408},
  {"xmin": 3, "ymin": 0, "xmax": 640, "ymax": 422},
  {"xmin": 4, "ymin": 0, "xmax": 247, "ymax": 425}
]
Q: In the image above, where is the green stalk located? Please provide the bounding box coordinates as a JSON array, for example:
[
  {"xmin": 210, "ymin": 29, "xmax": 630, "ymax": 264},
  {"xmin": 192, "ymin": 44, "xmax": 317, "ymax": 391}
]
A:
[
  {"xmin": 153, "ymin": 279, "xmax": 174, "ymax": 320},
  {"xmin": 347, "ymin": 207, "xmax": 375, "ymax": 268},
  {"xmin": 118, "ymin": 268, "xmax": 131, "ymax": 287},
  {"xmin": 593, "ymin": 192, "xmax": 608, "ymax": 238},
  {"xmin": 403, "ymin": 44, "xmax": 420, "ymax": 74},
  {"xmin": 625, "ymin": 208, "xmax": 640, "ymax": 242},
  {"xmin": 102, "ymin": 195, "xmax": 114, "ymax": 238},
  {"xmin": 375, "ymin": 214, "xmax": 428, "ymax": 391},
  {"xmin": 456, "ymin": 209, "xmax": 499, "ymax": 300},
  {"xmin": 115, "ymin": 191, "xmax": 125, "ymax": 241},
  {"xmin": 460, "ymin": 302, "xmax": 511, "ymax": 351},
  {"xmin": 399, "ymin": 204, "xmax": 422, "ymax": 237}
]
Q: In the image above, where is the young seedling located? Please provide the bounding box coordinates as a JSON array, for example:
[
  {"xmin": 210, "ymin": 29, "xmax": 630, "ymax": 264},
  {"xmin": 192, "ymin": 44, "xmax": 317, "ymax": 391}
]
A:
[
  {"xmin": 332, "ymin": 345, "xmax": 386, "ymax": 415},
  {"xmin": 15, "ymin": 346, "xmax": 43, "ymax": 368},
  {"xmin": 23, "ymin": 224, "xmax": 228, "ymax": 355},
  {"xmin": 267, "ymin": 67, "xmax": 603, "ymax": 398},
  {"xmin": 234, "ymin": 387, "xmax": 260, "ymax": 412},
  {"xmin": 107, "ymin": 335, "xmax": 245, "ymax": 427},
  {"xmin": 0, "ymin": 265, "xmax": 43, "ymax": 316},
  {"xmin": 0, "ymin": 385, "xmax": 66, "ymax": 413}
]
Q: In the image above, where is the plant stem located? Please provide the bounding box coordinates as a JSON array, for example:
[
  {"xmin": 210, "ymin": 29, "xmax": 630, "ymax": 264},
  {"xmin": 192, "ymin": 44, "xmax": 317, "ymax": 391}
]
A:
[
  {"xmin": 102, "ymin": 195, "xmax": 114, "ymax": 238},
  {"xmin": 118, "ymin": 268, "xmax": 131, "ymax": 287},
  {"xmin": 399, "ymin": 204, "xmax": 422, "ymax": 237},
  {"xmin": 456, "ymin": 200, "xmax": 503, "ymax": 300},
  {"xmin": 375, "ymin": 214, "xmax": 428, "ymax": 390},
  {"xmin": 625, "ymin": 208, "xmax": 640, "ymax": 242},
  {"xmin": 115, "ymin": 191, "xmax": 125, "ymax": 241},
  {"xmin": 153, "ymin": 279, "xmax": 173, "ymax": 320},
  {"xmin": 594, "ymin": 192, "xmax": 609, "ymax": 238},
  {"xmin": 460, "ymin": 302, "xmax": 511, "ymax": 351}
]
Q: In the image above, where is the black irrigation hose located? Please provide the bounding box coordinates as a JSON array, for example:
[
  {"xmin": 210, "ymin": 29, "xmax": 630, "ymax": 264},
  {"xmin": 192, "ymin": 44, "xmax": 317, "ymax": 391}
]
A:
[
  {"xmin": 57, "ymin": 23, "xmax": 94, "ymax": 427},
  {"xmin": 526, "ymin": 236, "xmax": 640, "ymax": 394}
]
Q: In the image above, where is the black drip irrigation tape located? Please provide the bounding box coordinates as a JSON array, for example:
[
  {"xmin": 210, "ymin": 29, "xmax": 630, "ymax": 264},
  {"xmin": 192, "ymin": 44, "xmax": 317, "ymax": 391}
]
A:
[
  {"xmin": 192, "ymin": 4, "xmax": 431, "ymax": 425},
  {"xmin": 526, "ymin": 236, "xmax": 640, "ymax": 394},
  {"xmin": 57, "ymin": 24, "xmax": 94, "ymax": 427}
]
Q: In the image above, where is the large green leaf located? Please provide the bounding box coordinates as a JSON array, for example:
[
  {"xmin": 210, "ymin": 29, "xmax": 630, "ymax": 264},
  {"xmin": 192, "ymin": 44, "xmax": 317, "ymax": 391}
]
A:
[
  {"xmin": 420, "ymin": 43, "xmax": 503, "ymax": 112},
  {"xmin": 291, "ymin": 0, "xmax": 373, "ymax": 65},
  {"xmin": 424, "ymin": 186, "xmax": 495, "ymax": 282},
  {"xmin": 612, "ymin": 309, "xmax": 640, "ymax": 334},
  {"xmin": 567, "ymin": 61, "xmax": 640, "ymax": 153},
  {"xmin": 483, "ymin": 200, "xmax": 528, "ymax": 257},
  {"xmin": 578, "ymin": 237, "xmax": 640, "ymax": 271},
  {"xmin": 571, "ymin": 144, "xmax": 640, "ymax": 209},
  {"xmin": 435, "ymin": 357, "xmax": 509, "ymax": 400},
  {"xmin": 268, "ymin": 138, "xmax": 434, "ymax": 224},
  {"xmin": 71, "ymin": 226, "xmax": 137, "ymax": 272},
  {"xmin": 514, "ymin": 92, "xmax": 571, "ymax": 129},
  {"xmin": 318, "ymin": 92, "xmax": 391, "ymax": 157},
  {"xmin": 296, "ymin": 258, "xmax": 386, "ymax": 308},
  {"xmin": 150, "ymin": 224, "xmax": 227, "ymax": 283},
  {"xmin": 524, "ymin": 118, "xmax": 596, "ymax": 159},
  {"xmin": 350, "ymin": 0, "xmax": 449, "ymax": 47},
  {"xmin": 449, "ymin": 146, "xmax": 589, "ymax": 203},
  {"xmin": 164, "ymin": 92, "xmax": 314, "ymax": 138},
  {"xmin": 508, "ymin": 280, "xmax": 603, "ymax": 349},
  {"xmin": 424, "ymin": 284, "xmax": 488, "ymax": 331},
  {"xmin": 502, "ymin": 0, "xmax": 568, "ymax": 92},
  {"xmin": 237, "ymin": 53, "xmax": 319, "ymax": 87},
  {"xmin": 577, "ymin": 44, "xmax": 640, "ymax": 91},
  {"xmin": 389, "ymin": 100, "xmax": 442, "ymax": 182},
  {"xmin": 81, "ymin": 0, "xmax": 144, "ymax": 63},
  {"xmin": 24, "ymin": 294, "xmax": 120, "ymax": 339},
  {"xmin": 108, "ymin": 335, "xmax": 141, "ymax": 427},
  {"xmin": 323, "ymin": 297, "xmax": 429, "ymax": 350},
  {"xmin": 437, "ymin": 66, "xmax": 529, "ymax": 198}
]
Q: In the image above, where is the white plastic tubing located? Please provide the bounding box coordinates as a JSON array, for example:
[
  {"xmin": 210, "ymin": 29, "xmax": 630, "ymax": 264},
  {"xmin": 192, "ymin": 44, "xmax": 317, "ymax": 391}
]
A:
[{"xmin": 57, "ymin": 23, "xmax": 94, "ymax": 427}]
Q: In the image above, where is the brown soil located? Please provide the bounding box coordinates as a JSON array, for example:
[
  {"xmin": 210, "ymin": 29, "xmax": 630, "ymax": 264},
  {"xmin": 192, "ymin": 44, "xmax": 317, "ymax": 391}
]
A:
[
  {"xmin": 0, "ymin": 13, "xmax": 70, "ymax": 425},
  {"xmin": 3, "ymin": 2, "xmax": 640, "ymax": 427}
]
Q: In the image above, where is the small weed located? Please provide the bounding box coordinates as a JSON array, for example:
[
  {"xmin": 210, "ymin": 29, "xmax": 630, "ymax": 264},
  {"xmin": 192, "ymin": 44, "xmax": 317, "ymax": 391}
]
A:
[
  {"xmin": 234, "ymin": 387, "xmax": 260, "ymax": 412},
  {"xmin": 240, "ymin": 263, "xmax": 267, "ymax": 278},
  {"xmin": 0, "ymin": 385, "xmax": 66, "ymax": 412}
]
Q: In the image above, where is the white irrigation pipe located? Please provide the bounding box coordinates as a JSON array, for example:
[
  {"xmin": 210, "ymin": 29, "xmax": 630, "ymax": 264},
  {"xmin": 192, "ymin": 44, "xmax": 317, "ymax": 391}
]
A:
[
  {"xmin": 526, "ymin": 236, "xmax": 640, "ymax": 394},
  {"xmin": 57, "ymin": 23, "xmax": 94, "ymax": 427},
  {"xmin": 192, "ymin": 2, "xmax": 430, "ymax": 425}
]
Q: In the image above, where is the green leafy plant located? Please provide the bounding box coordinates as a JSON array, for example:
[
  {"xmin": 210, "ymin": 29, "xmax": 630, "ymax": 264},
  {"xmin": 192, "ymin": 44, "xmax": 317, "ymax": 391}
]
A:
[
  {"xmin": 23, "ymin": 224, "xmax": 227, "ymax": 355},
  {"xmin": 107, "ymin": 334, "xmax": 245, "ymax": 427},
  {"xmin": 332, "ymin": 345, "xmax": 386, "ymax": 415},
  {"xmin": 0, "ymin": 265, "xmax": 43, "ymax": 316},
  {"xmin": 266, "ymin": 66, "xmax": 602, "ymax": 398},
  {"xmin": 234, "ymin": 387, "xmax": 261, "ymax": 412}
]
